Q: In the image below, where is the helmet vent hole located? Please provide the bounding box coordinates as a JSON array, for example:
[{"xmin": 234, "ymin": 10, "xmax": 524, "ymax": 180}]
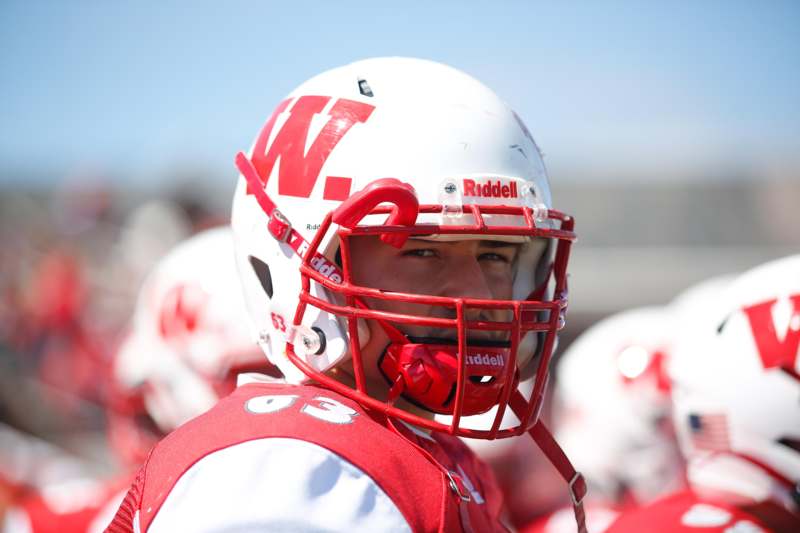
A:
[
  {"xmin": 358, "ymin": 78, "xmax": 374, "ymax": 97},
  {"xmin": 777, "ymin": 437, "xmax": 800, "ymax": 453},
  {"xmin": 248, "ymin": 256, "xmax": 273, "ymax": 299}
]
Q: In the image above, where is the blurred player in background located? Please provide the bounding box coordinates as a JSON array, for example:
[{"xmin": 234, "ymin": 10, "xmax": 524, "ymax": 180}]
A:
[
  {"xmin": 2, "ymin": 227, "xmax": 272, "ymax": 533},
  {"xmin": 606, "ymin": 254, "xmax": 800, "ymax": 532},
  {"xmin": 523, "ymin": 273, "xmax": 736, "ymax": 532},
  {"xmin": 106, "ymin": 226, "xmax": 275, "ymax": 467},
  {"xmin": 525, "ymin": 306, "xmax": 685, "ymax": 533},
  {"xmin": 0, "ymin": 189, "xmax": 194, "ymax": 442}
]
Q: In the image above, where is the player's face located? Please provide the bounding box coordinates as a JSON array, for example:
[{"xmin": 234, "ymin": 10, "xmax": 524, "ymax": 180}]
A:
[{"xmin": 338, "ymin": 236, "xmax": 531, "ymax": 402}]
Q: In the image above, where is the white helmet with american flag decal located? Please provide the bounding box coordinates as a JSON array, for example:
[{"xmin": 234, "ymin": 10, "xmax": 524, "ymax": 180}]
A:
[
  {"xmin": 553, "ymin": 306, "xmax": 684, "ymax": 506},
  {"xmin": 669, "ymin": 255, "xmax": 800, "ymax": 512}
]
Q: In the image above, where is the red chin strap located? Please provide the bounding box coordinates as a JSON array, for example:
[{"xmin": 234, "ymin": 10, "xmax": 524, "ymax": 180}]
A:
[
  {"xmin": 380, "ymin": 341, "xmax": 519, "ymax": 416},
  {"xmin": 509, "ymin": 392, "xmax": 589, "ymax": 533}
]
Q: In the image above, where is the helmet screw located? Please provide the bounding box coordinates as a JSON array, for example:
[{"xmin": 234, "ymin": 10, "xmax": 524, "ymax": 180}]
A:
[
  {"xmin": 301, "ymin": 327, "xmax": 327, "ymax": 355},
  {"xmin": 444, "ymin": 182, "xmax": 457, "ymax": 194}
]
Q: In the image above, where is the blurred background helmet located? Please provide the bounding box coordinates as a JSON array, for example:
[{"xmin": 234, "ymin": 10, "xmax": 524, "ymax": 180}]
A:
[
  {"xmin": 553, "ymin": 306, "xmax": 685, "ymax": 506},
  {"xmin": 106, "ymin": 227, "xmax": 273, "ymax": 465},
  {"xmin": 669, "ymin": 254, "xmax": 800, "ymax": 511}
]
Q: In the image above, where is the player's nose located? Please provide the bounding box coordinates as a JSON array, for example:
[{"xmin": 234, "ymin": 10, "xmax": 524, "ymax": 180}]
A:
[{"xmin": 438, "ymin": 254, "xmax": 494, "ymax": 301}]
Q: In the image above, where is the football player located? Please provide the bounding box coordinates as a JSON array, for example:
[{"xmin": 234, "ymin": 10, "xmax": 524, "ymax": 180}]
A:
[
  {"xmin": 605, "ymin": 255, "xmax": 800, "ymax": 532},
  {"xmin": 107, "ymin": 57, "xmax": 588, "ymax": 533}
]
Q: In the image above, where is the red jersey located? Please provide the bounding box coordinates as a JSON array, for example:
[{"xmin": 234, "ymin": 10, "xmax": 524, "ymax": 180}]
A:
[
  {"xmin": 605, "ymin": 490, "xmax": 800, "ymax": 533},
  {"xmin": 106, "ymin": 381, "xmax": 508, "ymax": 532}
]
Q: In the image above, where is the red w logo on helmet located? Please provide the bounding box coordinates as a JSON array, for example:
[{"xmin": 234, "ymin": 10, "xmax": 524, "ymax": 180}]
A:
[
  {"xmin": 159, "ymin": 284, "xmax": 210, "ymax": 340},
  {"xmin": 742, "ymin": 294, "xmax": 800, "ymax": 375},
  {"xmin": 247, "ymin": 96, "xmax": 375, "ymax": 201}
]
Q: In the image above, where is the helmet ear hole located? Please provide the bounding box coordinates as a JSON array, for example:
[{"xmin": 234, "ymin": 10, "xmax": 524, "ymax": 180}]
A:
[
  {"xmin": 777, "ymin": 437, "xmax": 800, "ymax": 453},
  {"xmin": 248, "ymin": 256, "xmax": 273, "ymax": 299}
]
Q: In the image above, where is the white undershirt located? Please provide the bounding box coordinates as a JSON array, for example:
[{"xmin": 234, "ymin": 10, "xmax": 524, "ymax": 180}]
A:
[{"xmin": 146, "ymin": 437, "xmax": 412, "ymax": 533}]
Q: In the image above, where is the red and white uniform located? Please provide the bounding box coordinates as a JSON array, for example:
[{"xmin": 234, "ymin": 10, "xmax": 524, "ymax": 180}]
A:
[
  {"xmin": 604, "ymin": 490, "xmax": 799, "ymax": 533},
  {"xmin": 2, "ymin": 477, "xmax": 129, "ymax": 533},
  {"xmin": 106, "ymin": 379, "xmax": 507, "ymax": 532}
]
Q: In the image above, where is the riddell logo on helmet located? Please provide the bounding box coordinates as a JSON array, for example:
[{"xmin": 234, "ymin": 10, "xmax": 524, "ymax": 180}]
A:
[
  {"xmin": 462, "ymin": 179, "xmax": 518, "ymax": 199},
  {"xmin": 293, "ymin": 237, "xmax": 343, "ymax": 284},
  {"xmin": 466, "ymin": 354, "xmax": 505, "ymax": 367},
  {"xmin": 309, "ymin": 254, "xmax": 343, "ymax": 284}
]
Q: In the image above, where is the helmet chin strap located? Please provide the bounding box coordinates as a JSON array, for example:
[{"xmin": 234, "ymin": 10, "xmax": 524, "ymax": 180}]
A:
[{"xmin": 509, "ymin": 391, "xmax": 588, "ymax": 533}]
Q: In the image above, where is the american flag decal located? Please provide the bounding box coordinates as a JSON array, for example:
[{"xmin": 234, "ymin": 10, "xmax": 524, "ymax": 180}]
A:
[{"xmin": 688, "ymin": 413, "xmax": 731, "ymax": 451}]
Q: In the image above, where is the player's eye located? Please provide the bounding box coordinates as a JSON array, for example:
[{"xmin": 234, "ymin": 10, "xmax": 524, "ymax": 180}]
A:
[
  {"xmin": 402, "ymin": 248, "xmax": 438, "ymax": 258},
  {"xmin": 479, "ymin": 252, "xmax": 512, "ymax": 263}
]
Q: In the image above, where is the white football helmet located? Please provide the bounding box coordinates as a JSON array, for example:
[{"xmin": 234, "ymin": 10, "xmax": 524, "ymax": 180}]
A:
[
  {"xmin": 670, "ymin": 255, "xmax": 800, "ymax": 512},
  {"xmin": 108, "ymin": 227, "xmax": 271, "ymax": 465},
  {"xmin": 231, "ymin": 57, "xmax": 576, "ymax": 439},
  {"xmin": 668, "ymin": 273, "xmax": 736, "ymax": 343},
  {"xmin": 553, "ymin": 307, "xmax": 685, "ymax": 505}
]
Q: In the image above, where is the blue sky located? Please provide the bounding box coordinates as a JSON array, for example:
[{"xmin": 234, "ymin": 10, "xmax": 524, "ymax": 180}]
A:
[{"xmin": 1, "ymin": 1, "xmax": 798, "ymax": 185}]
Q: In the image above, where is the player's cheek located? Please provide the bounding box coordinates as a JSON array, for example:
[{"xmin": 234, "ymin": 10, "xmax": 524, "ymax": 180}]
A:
[
  {"xmin": 481, "ymin": 265, "xmax": 515, "ymax": 300},
  {"xmin": 393, "ymin": 263, "xmax": 446, "ymax": 296}
]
